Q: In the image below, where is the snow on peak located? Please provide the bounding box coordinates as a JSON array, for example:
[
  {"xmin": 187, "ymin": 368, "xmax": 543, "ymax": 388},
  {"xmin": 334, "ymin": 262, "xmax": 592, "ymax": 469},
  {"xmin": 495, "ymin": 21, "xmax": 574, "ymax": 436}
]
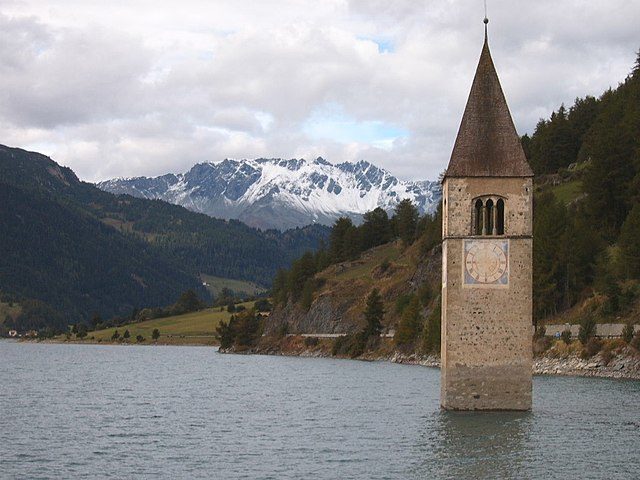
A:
[{"xmin": 96, "ymin": 158, "xmax": 441, "ymax": 230}]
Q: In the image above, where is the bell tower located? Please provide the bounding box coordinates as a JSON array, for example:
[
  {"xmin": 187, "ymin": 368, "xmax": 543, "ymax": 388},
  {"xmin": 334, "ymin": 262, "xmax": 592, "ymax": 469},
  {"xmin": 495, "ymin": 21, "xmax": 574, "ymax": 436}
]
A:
[{"xmin": 440, "ymin": 20, "xmax": 533, "ymax": 410}]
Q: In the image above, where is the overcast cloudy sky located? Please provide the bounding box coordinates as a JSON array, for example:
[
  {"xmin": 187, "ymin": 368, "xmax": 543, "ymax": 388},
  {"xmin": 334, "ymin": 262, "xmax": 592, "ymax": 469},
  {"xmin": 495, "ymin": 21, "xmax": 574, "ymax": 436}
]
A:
[{"xmin": 0, "ymin": 0, "xmax": 638, "ymax": 182}]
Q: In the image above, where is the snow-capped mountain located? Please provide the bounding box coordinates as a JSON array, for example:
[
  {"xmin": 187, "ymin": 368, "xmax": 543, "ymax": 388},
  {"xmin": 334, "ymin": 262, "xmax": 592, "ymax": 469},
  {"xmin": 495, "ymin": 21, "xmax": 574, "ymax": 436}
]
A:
[{"xmin": 97, "ymin": 158, "xmax": 441, "ymax": 230}]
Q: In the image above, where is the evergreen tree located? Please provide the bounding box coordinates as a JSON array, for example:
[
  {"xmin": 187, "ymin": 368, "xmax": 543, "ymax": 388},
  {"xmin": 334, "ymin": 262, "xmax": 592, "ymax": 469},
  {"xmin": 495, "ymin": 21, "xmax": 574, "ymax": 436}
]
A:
[
  {"xmin": 215, "ymin": 319, "xmax": 235, "ymax": 349},
  {"xmin": 75, "ymin": 324, "xmax": 88, "ymax": 339},
  {"xmin": 533, "ymin": 193, "xmax": 568, "ymax": 321},
  {"xmin": 421, "ymin": 300, "xmax": 441, "ymax": 354},
  {"xmin": 300, "ymin": 278, "xmax": 316, "ymax": 311},
  {"xmin": 152, "ymin": 328, "xmax": 160, "ymax": 341},
  {"xmin": 417, "ymin": 204, "xmax": 442, "ymax": 254},
  {"xmin": 394, "ymin": 199, "xmax": 419, "ymax": 247},
  {"xmin": 174, "ymin": 289, "xmax": 205, "ymax": 314},
  {"xmin": 123, "ymin": 329, "xmax": 130, "ymax": 339},
  {"xmin": 233, "ymin": 310, "xmax": 261, "ymax": 347},
  {"xmin": 287, "ymin": 252, "xmax": 317, "ymax": 301},
  {"xmin": 329, "ymin": 217, "xmax": 357, "ymax": 262},
  {"xmin": 360, "ymin": 207, "xmax": 392, "ymax": 251},
  {"xmin": 90, "ymin": 313, "xmax": 102, "ymax": 329},
  {"xmin": 622, "ymin": 322, "xmax": 635, "ymax": 344},
  {"xmin": 618, "ymin": 203, "xmax": 640, "ymax": 278},
  {"xmin": 363, "ymin": 289, "xmax": 384, "ymax": 338},
  {"xmin": 395, "ymin": 295, "xmax": 421, "ymax": 346},
  {"xmin": 560, "ymin": 210, "xmax": 602, "ymax": 307},
  {"xmin": 272, "ymin": 269, "xmax": 289, "ymax": 306}
]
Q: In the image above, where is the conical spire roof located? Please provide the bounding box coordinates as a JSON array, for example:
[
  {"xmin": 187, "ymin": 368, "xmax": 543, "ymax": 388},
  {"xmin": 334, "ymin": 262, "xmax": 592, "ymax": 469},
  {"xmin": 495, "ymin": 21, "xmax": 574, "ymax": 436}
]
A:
[{"xmin": 445, "ymin": 31, "xmax": 533, "ymax": 178}]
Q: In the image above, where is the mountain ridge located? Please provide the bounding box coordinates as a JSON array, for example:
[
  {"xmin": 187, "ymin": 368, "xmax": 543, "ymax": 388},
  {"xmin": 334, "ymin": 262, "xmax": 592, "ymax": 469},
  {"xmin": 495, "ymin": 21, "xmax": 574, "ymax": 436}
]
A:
[
  {"xmin": 0, "ymin": 144, "xmax": 328, "ymax": 331},
  {"xmin": 98, "ymin": 157, "xmax": 441, "ymax": 230}
]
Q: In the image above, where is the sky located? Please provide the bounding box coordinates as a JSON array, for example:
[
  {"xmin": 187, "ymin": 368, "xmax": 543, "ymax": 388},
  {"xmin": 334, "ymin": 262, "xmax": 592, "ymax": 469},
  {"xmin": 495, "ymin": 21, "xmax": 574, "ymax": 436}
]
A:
[{"xmin": 0, "ymin": 1, "xmax": 638, "ymax": 182}]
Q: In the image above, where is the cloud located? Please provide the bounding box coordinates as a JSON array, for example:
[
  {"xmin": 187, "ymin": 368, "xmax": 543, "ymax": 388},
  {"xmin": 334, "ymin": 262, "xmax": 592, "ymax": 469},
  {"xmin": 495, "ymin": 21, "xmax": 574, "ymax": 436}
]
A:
[{"xmin": 0, "ymin": 1, "xmax": 638, "ymax": 182}]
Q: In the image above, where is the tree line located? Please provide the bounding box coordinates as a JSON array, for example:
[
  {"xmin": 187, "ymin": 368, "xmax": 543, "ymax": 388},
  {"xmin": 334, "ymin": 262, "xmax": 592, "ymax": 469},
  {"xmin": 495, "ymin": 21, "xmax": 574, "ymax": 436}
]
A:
[
  {"xmin": 271, "ymin": 199, "xmax": 440, "ymax": 309},
  {"xmin": 531, "ymin": 50, "xmax": 640, "ymax": 326}
]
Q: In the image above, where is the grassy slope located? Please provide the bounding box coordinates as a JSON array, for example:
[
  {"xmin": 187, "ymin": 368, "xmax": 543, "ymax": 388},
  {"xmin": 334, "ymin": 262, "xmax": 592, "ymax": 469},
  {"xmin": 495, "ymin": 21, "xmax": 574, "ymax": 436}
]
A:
[
  {"xmin": 200, "ymin": 274, "xmax": 266, "ymax": 299},
  {"xmin": 550, "ymin": 180, "xmax": 583, "ymax": 205},
  {"xmin": 71, "ymin": 301, "xmax": 254, "ymax": 345},
  {"xmin": 306, "ymin": 239, "xmax": 437, "ymax": 332}
]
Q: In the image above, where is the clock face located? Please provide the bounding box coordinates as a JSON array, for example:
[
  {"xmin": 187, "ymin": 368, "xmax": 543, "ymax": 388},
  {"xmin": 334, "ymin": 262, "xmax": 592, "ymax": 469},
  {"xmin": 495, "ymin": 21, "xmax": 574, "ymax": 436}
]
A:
[{"xmin": 463, "ymin": 239, "xmax": 509, "ymax": 286}]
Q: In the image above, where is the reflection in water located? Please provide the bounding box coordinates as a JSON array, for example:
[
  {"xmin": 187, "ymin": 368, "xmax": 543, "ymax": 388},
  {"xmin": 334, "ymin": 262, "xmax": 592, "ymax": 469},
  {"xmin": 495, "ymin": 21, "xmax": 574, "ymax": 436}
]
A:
[{"xmin": 412, "ymin": 411, "xmax": 533, "ymax": 480}]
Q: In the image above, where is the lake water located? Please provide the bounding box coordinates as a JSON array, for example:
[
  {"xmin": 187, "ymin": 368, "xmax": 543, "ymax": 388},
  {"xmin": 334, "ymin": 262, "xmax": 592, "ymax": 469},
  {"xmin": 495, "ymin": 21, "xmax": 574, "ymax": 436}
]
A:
[{"xmin": 1, "ymin": 341, "xmax": 639, "ymax": 479}]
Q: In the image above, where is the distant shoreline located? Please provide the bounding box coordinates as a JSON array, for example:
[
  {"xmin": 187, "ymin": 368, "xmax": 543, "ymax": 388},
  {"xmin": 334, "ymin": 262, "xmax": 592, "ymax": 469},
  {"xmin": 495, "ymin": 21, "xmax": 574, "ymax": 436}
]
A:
[{"xmin": 14, "ymin": 336, "xmax": 638, "ymax": 380}]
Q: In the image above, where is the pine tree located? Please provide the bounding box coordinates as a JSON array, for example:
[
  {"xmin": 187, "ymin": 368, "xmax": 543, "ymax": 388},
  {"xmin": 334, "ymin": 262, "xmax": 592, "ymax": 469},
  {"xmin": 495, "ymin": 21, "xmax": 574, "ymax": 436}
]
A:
[
  {"xmin": 618, "ymin": 203, "xmax": 640, "ymax": 278},
  {"xmin": 215, "ymin": 319, "xmax": 234, "ymax": 349},
  {"xmin": 394, "ymin": 199, "xmax": 419, "ymax": 247},
  {"xmin": 272, "ymin": 269, "xmax": 289, "ymax": 306},
  {"xmin": 287, "ymin": 252, "xmax": 317, "ymax": 301},
  {"xmin": 421, "ymin": 300, "xmax": 441, "ymax": 354},
  {"xmin": 363, "ymin": 289, "xmax": 384, "ymax": 338},
  {"xmin": 360, "ymin": 208, "xmax": 392, "ymax": 250},
  {"xmin": 395, "ymin": 295, "xmax": 421, "ymax": 346},
  {"xmin": 329, "ymin": 217, "xmax": 356, "ymax": 262},
  {"xmin": 533, "ymin": 193, "xmax": 568, "ymax": 321}
]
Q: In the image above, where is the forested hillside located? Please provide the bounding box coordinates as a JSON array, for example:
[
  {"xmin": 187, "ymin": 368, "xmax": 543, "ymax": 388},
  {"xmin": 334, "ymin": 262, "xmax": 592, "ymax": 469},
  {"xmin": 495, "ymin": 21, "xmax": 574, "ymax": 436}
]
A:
[
  {"xmin": 527, "ymin": 51, "xmax": 640, "ymax": 325},
  {"xmin": 0, "ymin": 145, "xmax": 328, "ymax": 332},
  {"xmin": 265, "ymin": 50, "xmax": 640, "ymax": 355}
]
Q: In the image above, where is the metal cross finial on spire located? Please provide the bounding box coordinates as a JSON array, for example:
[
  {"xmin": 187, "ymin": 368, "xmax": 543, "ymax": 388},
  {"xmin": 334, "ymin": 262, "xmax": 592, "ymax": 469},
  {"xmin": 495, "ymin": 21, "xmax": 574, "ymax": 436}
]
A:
[{"xmin": 483, "ymin": 0, "xmax": 489, "ymax": 40}]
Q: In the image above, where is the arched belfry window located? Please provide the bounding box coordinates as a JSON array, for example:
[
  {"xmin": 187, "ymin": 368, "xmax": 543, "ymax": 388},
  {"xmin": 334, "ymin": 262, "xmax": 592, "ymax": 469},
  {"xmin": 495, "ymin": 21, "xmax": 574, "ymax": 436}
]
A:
[
  {"xmin": 496, "ymin": 199, "xmax": 505, "ymax": 235},
  {"xmin": 472, "ymin": 196, "xmax": 505, "ymax": 236},
  {"xmin": 474, "ymin": 199, "xmax": 483, "ymax": 235}
]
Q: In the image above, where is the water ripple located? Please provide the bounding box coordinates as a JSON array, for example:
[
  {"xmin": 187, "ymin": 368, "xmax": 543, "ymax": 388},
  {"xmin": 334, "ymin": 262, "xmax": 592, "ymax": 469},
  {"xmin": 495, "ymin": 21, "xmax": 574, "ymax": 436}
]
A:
[{"xmin": 1, "ymin": 341, "xmax": 639, "ymax": 479}]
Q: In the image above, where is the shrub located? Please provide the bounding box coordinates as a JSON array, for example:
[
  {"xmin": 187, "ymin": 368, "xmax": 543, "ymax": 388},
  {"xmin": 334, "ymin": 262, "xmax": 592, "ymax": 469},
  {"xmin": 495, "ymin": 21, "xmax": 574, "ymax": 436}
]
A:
[
  {"xmin": 75, "ymin": 324, "xmax": 88, "ymax": 339},
  {"xmin": 578, "ymin": 315, "xmax": 597, "ymax": 344},
  {"xmin": 534, "ymin": 325, "xmax": 546, "ymax": 340},
  {"xmin": 254, "ymin": 299, "xmax": 272, "ymax": 312},
  {"xmin": 394, "ymin": 294, "xmax": 413, "ymax": 315},
  {"xmin": 622, "ymin": 322, "xmax": 635, "ymax": 344},
  {"xmin": 600, "ymin": 342, "xmax": 615, "ymax": 365},
  {"xmin": 560, "ymin": 329, "xmax": 572, "ymax": 345},
  {"xmin": 417, "ymin": 283, "xmax": 432, "ymax": 306},
  {"xmin": 533, "ymin": 336, "xmax": 552, "ymax": 355},
  {"xmin": 582, "ymin": 337, "xmax": 603, "ymax": 358},
  {"xmin": 276, "ymin": 322, "xmax": 289, "ymax": 338},
  {"xmin": 304, "ymin": 336, "xmax": 319, "ymax": 347},
  {"xmin": 379, "ymin": 259, "xmax": 391, "ymax": 273},
  {"xmin": 332, "ymin": 333, "xmax": 366, "ymax": 358},
  {"xmin": 136, "ymin": 334, "xmax": 145, "ymax": 343}
]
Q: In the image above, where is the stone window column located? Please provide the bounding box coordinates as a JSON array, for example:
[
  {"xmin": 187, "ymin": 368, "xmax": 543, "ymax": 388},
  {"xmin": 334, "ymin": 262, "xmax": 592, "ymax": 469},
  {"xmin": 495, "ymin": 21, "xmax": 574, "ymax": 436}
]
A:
[
  {"xmin": 492, "ymin": 198, "xmax": 498, "ymax": 235},
  {"xmin": 482, "ymin": 204, "xmax": 488, "ymax": 235}
]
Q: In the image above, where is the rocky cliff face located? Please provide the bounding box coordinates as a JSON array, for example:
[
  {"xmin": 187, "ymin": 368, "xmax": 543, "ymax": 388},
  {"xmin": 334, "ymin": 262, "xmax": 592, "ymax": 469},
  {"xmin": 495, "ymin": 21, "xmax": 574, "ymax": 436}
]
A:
[{"xmin": 266, "ymin": 240, "xmax": 442, "ymax": 335}]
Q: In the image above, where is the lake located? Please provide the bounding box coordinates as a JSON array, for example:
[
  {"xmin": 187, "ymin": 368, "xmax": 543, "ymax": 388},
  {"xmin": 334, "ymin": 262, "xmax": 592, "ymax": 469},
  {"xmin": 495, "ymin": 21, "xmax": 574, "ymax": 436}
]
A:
[{"xmin": 1, "ymin": 341, "xmax": 639, "ymax": 479}]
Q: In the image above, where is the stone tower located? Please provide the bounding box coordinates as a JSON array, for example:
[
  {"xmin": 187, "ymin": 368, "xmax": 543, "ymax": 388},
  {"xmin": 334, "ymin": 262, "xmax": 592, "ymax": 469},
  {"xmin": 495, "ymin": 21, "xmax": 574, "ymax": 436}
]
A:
[{"xmin": 440, "ymin": 24, "xmax": 533, "ymax": 411}]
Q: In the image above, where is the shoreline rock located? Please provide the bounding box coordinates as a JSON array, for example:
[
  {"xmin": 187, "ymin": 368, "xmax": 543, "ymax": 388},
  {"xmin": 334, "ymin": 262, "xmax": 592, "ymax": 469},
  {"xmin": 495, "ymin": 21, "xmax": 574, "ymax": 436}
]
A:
[{"xmin": 230, "ymin": 340, "xmax": 640, "ymax": 380}]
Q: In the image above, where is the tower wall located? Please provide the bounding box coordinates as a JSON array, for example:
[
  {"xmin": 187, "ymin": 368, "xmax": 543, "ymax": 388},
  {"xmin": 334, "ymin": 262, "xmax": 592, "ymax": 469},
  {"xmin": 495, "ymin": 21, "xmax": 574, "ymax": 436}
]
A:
[{"xmin": 441, "ymin": 177, "xmax": 533, "ymax": 410}]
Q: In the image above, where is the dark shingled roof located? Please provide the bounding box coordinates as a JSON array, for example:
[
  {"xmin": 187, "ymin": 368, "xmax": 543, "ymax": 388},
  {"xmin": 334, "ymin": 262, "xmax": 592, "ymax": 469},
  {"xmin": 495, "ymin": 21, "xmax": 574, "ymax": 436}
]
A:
[{"xmin": 445, "ymin": 33, "xmax": 533, "ymax": 178}]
